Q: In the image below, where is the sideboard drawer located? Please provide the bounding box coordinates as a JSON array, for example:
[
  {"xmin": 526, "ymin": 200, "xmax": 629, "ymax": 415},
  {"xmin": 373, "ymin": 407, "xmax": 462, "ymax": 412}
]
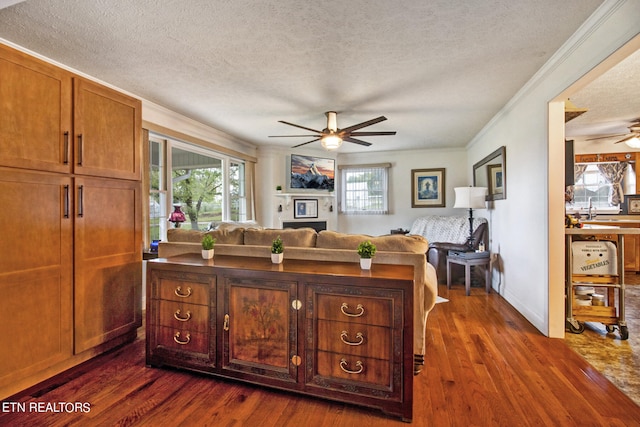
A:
[
  {"xmin": 156, "ymin": 279, "xmax": 209, "ymax": 305},
  {"xmin": 155, "ymin": 326, "xmax": 209, "ymax": 355},
  {"xmin": 316, "ymin": 320, "xmax": 390, "ymax": 358},
  {"xmin": 316, "ymin": 350, "xmax": 391, "ymax": 387},
  {"xmin": 315, "ymin": 294, "xmax": 392, "ymax": 326},
  {"xmin": 157, "ymin": 300, "xmax": 209, "ymax": 332}
]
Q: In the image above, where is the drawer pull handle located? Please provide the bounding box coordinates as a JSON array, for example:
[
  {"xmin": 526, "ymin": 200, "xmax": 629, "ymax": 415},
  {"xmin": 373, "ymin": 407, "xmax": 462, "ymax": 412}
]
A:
[
  {"xmin": 173, "ymin": 331, "xmax": 191, "ymax": 345},
  {"xmin": 340, "ymin": 331, "xmax": 364, "ymax": 346},
  {"xmin": 174, "ymin": 309, "xmax": 191, "ymax": 322},
  {"xmin": 340, "ymin": 358, "xmax": 364, "ymax": 374},
  {"xmin": 175, "ymin": 286, "xmax": 192, "ymax": 298},
  {"xmin": 340, "ymin": 303, "xmax": 364, "ymax": 317}
]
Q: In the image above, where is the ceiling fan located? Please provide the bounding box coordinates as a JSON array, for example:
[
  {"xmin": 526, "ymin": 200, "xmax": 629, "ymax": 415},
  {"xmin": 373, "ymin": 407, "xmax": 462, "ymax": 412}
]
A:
[
  {"xmin": 269, "ymin": 111, "xmax": 396, "ymax": 150},
  {"xmin": 586, "ymin": 121, "xmax": 640, "ymax": 147}
]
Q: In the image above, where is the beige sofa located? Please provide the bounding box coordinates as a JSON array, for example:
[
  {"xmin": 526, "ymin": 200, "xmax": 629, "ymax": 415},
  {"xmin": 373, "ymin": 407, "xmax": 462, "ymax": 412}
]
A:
[{"xmin": 158, "ymin": 225, "xmax": 438, "ymax": 373}]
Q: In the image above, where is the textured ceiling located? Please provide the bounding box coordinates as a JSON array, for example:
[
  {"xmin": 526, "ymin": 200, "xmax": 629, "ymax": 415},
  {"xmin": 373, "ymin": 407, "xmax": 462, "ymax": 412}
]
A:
[{"xmin": 0, "ymin": 0, "xmax": 605, "ymax": 153}]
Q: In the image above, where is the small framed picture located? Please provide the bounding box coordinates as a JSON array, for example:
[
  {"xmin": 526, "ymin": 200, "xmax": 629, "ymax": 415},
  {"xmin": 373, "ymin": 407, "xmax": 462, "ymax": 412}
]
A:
[
  {"xmin": 487, "ymin": 164, "xmax": 504, "ymax": 196},
  {"xmin": 293, "ymin": 199, "xmax": 318, "ymax": 218},
  {"xmin": 623, "ymin": 195, "xmax": 640, "ymax": 214},
  {"xmin": 411, "ymin": 168, "xmax": 446, "ymax": 208}
]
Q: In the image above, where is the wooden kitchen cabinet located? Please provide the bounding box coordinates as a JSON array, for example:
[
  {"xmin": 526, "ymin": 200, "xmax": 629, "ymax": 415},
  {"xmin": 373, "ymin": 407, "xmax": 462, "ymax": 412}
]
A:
[
  {"xmin": 73, "ymin": 176, "xmax": 142, "ymax": 353},
  {"xmin": 146, "ymin": 255, "xmax": 414, "ymax": 421},
  {"xmin": 0, "ymin": 43, "xmax": 142, "ymax": 399},
  {"xmin": 0, "ymin": 45, "xmax": 72, "ymax": 174},
  {"xmin": 74, "ymin": 78, "xmax": 141, "ymax": 180},
  {"xmin": 0, "ymin": 169, "xmax": 73, "ymax": 395}
]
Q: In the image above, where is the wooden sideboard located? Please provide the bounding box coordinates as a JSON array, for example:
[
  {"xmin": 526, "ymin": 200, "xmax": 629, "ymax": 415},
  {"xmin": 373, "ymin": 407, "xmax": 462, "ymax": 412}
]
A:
[{"xmin": 146, "ymin": 254, "xmax": 415, "ymax": 422}]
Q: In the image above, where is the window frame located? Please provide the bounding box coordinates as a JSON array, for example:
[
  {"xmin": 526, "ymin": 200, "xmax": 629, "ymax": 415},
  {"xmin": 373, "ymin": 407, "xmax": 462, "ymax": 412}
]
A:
[{"xmin": 338, "ymin": 163, "xmax": 391, "ymax": 215}]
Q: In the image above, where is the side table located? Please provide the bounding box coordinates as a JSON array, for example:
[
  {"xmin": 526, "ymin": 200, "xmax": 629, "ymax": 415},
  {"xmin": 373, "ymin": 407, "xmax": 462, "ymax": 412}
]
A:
[{"xmin": 446, "ymin": 251, "xmax": 491, "ymax": 296}]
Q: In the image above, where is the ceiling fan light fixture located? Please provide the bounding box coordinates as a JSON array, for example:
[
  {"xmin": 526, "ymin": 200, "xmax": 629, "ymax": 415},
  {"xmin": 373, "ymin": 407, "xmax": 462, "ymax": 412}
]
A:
[
  {"xmin": 624, "ymin": 136, "xmax": 640, "ymax": 148},
  {"xmin": 321, "ymin": 132, "xmax": 342, "ymax": 150}
]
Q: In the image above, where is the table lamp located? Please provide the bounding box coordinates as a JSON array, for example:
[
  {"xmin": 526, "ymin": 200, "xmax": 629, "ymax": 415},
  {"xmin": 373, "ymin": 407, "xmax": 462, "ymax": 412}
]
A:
[{"xmin": 453, "ymin": 186, "xmax": 487, "ymax": 250}]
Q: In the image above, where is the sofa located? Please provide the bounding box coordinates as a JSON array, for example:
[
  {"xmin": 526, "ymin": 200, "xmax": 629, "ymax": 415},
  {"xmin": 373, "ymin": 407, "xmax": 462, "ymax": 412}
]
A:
[
  {"xmin": 158, "ymin": 224, "xmax": 438, "ymax": 373},
  {"xmin": 409, "ymin": 215, "xmax": 488, "ymax": 284}
]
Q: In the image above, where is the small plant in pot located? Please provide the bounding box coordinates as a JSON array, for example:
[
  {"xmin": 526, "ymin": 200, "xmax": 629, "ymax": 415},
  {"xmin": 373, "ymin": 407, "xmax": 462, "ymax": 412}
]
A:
[
  {"xmin": 357, "ymin": 240, "xmax": 377, "ymax": 270},
  {"xmin": 276, "ymin": 185, "xmax": 282, "ymax": 193},
  {"xmin": 201, "ymin": 234, "xmax": 216, "ymax": 259},
  {"xmin": 271, "ymin": 235, "xmax": 284, "ymax": 264}
]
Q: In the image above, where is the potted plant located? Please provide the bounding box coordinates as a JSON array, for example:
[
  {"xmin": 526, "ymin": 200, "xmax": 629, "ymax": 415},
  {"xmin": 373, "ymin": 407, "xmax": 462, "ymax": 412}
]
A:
[
  {"xmin": 276, "ymin": 185, "xmax": 282, "ymax": 193},
  {"xmin": 357, "ymin": 240, "xmax": 377, "ymax": 270},
  {"xmin": 271, "ymin": 235, "xmax": 284, "ymax": 264},
  {"xmin": 201, "ymin": 234, "xmax": 216, "ymax": 259}
]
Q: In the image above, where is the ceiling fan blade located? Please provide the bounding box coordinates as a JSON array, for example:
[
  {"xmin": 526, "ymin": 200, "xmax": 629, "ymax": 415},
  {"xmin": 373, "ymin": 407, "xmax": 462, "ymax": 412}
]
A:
[
  {"xmin": 339, "ymin": 116, "xmax": 387, "ymax": 134},
  {"xmin": 350, "ymin": 131, "xmax": 397, "ymax": 136},
  {"xmin": 343, "ymin": 136, "xmax": 372, "ymax": 146},
  {"xmin": 278, "ymin": 120, "xmax": 323, "ymax": 134},
  {"xmin": 614, "ymin": 133, "xmax": 640, "ymax": 144},
  {"xmin": 291, "ymin": 138, "xmax": 321, "ymax": 148},
  {"xmin": 585, "ymin": 133, "xmax": 628, "ymax": 141},
  {"xmin": 269, "ymin": 134, "xmax": 320, "ymax": 138}
]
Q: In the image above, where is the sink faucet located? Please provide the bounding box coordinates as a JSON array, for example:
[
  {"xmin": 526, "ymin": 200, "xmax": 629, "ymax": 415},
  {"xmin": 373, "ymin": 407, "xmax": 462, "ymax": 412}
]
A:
[{"xmin": 587, "ymin": 197, "xmax": 596, "ymax": 220}]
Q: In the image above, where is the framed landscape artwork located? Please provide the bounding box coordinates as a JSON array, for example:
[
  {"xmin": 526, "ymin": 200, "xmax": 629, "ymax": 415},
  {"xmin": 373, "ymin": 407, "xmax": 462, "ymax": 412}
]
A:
[
  {"xmin": 411, "ymin": 168, "xmax": 445, "ymax": 208},
  {"xmin": 289, "ymin": 154, "xmax": 335, "ymax": 191}
]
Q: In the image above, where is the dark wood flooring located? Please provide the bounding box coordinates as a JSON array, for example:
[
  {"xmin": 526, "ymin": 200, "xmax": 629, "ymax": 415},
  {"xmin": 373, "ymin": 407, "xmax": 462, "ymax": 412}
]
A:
[{"xmin": 2, "ymin": 284, "xmax": 639, "ymax": 426}]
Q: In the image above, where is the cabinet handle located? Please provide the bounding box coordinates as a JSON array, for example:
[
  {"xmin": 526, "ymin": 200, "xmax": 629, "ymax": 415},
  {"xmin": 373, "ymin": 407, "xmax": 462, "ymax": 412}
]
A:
[
  {"xmin": 63, "ymin": 185, "xmax": 70, "ymax": 218},
  {"xmin": 339, "ymin": 359, "xmax": 364, "ymax": 374},
  {"xmin": 174, "ymin": 286, "xmax": 192, "ymax": 298},
  {"xmin": 174, "ymin": 309, "xmax": 191, "ymax": 322},
  {"xmin": 77, "ymin": 134, "xmax": 83, "ymax": 165},
  {"xmin": 340, "ymin": 331, "xmax": 364, "ymax": 346},
  {"xmin": 340, "ymin": 303, "xmax": 364, "ymax": 317},
  {"xmin": 173, "ymin": 331, "xmax": 191, "ymax": 345},
  {"xmin": 63, "ymin": 131, "xmax": 69, "ymax": 164},
  {"xmin": 223, "ymin": 314, "xmax": 230, "ymax": 331},
  {"xmin": 77, "ymin": 185, "xmax": 84, "ymax": 217}
]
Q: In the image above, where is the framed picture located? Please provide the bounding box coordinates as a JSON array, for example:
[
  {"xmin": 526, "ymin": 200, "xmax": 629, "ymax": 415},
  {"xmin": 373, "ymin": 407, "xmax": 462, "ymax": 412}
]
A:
[
  {"xmin": 623, "ymin": 194, "xmax": 640, "ymax": 214},
  {"xmin": 293, "ymin": 199, "xmax": 318, "ymax": 219},
  {"xmin": 289, "ymin": 154, "xmax": 335, "ymax": 192},
  {"xmin": 488, "ymin": 163, "xmax": 503, "ymax": 195},
  {"xmin": 411, "ymin": 168, "xmax": 445, "ymax": 208}
]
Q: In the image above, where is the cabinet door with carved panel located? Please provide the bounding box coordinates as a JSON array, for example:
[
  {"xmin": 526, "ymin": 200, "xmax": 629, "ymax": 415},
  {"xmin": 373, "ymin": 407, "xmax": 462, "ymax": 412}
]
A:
[
  {"xmin": 304, "ymin": 281, "xmax": 412, "ymax": 420},
  {"xmin": 147, "ymin": 267, "xmax": 216, "ymax": 371},
  {"xmin": 221, "ymin": 272, "xmax": 299, "ymax": 386}
]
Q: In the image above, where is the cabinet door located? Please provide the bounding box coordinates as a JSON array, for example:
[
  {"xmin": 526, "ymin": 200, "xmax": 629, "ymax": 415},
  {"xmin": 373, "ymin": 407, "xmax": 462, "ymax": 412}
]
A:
[
  {"xmin": 0, "ymin": 169, "xmax": 73, "ymax": 395},
  {"xmin": 222, "ymin": 274, "xmax": 299, "ymax": 384},
  {"xmin": 624, "ymin": 233, "xmax": 639, "ymax": 271},
  {"xmin": 147, "ymin": 268, "xmax": 216, "ymax": 370},
  {"xmin": 74, "ymin": 176, "xmax": 142, "ymax": 353},
  {"xmin": 0, "ymin": 44, "xmax": 72, "ymax": 173},
  {"xmin": 74, "ymin": 78, "xmax": 141, "ymax": 180}
]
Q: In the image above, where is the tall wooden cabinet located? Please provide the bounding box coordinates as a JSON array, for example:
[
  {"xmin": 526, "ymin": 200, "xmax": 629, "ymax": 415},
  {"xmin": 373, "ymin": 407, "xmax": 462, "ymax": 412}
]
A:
[{"xmin": 0, "ymin": 43, "xmax": 142, "ymax": 399}]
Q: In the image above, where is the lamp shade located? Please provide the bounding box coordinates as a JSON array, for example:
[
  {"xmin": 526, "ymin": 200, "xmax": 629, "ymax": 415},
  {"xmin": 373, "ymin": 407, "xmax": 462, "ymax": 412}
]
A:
[{"xmin": 453, "ymin": 186, "xmax": 487, "ymax": 209}]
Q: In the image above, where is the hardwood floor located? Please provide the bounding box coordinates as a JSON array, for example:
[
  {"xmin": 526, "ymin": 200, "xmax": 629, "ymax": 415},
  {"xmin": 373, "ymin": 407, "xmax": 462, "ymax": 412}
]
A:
[{"xmin": 2, "ymin": 284, "xmax": 639, "ymax": 426}]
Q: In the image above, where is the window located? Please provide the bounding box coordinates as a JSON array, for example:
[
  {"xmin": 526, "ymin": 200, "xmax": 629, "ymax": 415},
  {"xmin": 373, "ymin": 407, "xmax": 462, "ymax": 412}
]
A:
[
  {"xmin": 339, "ymin": 163, "xmax": 390, "ymax": 214},
  {"xmin": 148, "ymin": 134, "xmax": 249, "ymax": 242},
  {"xmin": 571, "ymin": 162, "xmax": 635, "ymax": 210}
]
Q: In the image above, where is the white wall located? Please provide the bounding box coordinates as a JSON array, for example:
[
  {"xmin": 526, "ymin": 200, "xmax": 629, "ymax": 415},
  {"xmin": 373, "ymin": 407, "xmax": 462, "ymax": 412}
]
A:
[
  {"xmin": 467, "ymin": 0, "xmax": 640, "ymax": 337},
  {"xmin": 337, "ymin": 148, "xmax": 468, "ymax": 235},
  {"xmin": 255, "ymin": 145, "xmax": 468, "ymax": 235}
]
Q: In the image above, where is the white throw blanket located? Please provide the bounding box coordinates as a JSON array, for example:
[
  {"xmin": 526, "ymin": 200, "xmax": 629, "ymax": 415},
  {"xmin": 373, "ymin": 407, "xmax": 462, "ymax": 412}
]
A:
[{"xmin": 409, "ymin": 215, "xmax": 487, "ymax": 245}]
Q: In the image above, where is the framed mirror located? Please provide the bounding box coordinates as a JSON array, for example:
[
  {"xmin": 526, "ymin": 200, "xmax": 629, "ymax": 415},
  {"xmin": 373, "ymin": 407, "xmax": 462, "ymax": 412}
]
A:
[{"xmin": 473, "ymin": 146, "xmax": 506, "ymax": 200}]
